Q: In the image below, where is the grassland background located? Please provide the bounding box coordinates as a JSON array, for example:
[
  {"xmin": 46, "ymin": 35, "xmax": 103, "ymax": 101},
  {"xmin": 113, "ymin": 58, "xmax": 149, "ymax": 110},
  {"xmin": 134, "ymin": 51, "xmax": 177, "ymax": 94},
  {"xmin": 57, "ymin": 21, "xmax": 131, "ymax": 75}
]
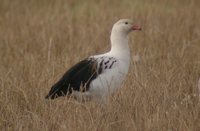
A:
[{"xmin": 0, "ymin": 0, "xmax": 200, "ymax": 130}]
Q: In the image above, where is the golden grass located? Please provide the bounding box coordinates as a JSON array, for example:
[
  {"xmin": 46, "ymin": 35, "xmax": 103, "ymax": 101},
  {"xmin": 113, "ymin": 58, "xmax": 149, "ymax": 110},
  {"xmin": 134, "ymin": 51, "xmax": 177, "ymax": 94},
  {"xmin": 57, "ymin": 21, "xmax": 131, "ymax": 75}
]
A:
[{"xmin": 1, "ymin": 0, "xmax": 200, "ymax": 130}]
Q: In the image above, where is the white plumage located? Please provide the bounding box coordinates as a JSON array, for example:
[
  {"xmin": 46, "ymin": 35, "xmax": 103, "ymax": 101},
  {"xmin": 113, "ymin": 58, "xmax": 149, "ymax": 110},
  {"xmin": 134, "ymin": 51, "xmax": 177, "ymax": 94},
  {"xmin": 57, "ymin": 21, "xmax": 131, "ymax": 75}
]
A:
[{"xmin": 45, "ymin": 19, "xmax": 141, "ymax": 101}]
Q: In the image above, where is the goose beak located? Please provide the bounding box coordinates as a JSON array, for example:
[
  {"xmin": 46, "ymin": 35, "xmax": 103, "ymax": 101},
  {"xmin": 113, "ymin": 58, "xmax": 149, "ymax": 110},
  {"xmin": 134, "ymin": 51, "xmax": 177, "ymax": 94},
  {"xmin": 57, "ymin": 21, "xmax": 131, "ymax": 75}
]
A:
[{"xmin": 132, "ymin": 25, "xmax": 142, "ymax": 31}]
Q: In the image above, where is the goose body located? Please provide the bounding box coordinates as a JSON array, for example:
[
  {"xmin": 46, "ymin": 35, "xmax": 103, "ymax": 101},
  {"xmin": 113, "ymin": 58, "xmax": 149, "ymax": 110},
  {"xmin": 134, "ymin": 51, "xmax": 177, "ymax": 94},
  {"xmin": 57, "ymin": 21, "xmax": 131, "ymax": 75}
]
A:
[{"xmin": 45, "ymin": 19, "xmax": 141, "ymax": 101}]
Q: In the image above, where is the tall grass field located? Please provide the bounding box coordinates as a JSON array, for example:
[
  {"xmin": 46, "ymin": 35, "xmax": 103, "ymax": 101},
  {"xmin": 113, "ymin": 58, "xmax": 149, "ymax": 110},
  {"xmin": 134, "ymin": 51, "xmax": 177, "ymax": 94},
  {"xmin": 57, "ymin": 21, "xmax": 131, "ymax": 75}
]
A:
[{"xmin": 0, "ymin": 0, "xmax": 200, "ymax": 130}]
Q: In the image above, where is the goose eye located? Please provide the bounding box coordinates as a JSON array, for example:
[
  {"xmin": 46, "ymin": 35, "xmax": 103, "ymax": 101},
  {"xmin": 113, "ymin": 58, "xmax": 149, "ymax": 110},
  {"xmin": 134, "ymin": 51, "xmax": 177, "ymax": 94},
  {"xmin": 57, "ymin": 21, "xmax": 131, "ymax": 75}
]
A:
[{"xmin": 125, "ymin": 22, "xmax": 128, "ymax": 24}]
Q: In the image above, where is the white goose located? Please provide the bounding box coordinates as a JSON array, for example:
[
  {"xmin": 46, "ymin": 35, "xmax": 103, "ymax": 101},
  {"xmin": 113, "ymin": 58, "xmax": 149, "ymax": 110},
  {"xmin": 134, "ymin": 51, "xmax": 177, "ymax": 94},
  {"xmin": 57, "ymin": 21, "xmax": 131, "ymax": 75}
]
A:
[{"xmin": 45, "ymin": 19, "xmax": 141, "ymax": 101}]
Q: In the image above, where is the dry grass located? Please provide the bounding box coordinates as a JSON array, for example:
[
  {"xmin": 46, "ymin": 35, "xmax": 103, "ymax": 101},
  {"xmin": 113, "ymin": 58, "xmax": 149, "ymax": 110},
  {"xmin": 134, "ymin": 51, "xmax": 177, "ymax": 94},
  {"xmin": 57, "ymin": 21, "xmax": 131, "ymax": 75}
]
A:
[{"xmin": 1, "ymin": 0, "xmax": 200, "ymax": 130}]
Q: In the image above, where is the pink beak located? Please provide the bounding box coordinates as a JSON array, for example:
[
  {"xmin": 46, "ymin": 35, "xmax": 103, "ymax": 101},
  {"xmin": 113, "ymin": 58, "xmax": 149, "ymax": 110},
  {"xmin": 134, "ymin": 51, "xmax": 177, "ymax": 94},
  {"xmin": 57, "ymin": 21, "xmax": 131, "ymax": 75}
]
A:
[{"xmin": 132, "ymin": 25, "xmax": 142, "ymax": 31}]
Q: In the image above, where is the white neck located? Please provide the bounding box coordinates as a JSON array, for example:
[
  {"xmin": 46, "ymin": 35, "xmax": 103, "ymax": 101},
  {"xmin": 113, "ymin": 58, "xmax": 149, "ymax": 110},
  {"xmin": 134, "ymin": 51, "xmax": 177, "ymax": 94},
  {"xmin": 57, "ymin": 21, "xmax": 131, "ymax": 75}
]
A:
[{"xmin": 109, "ymin": 30, "xmax": 130, "ymax": 63}]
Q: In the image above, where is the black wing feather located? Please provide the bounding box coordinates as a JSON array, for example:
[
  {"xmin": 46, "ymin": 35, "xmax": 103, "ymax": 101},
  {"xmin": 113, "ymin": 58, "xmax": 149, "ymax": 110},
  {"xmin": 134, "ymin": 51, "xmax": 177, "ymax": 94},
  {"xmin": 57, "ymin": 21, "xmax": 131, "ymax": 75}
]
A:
[{"xmin": 45, "ymin": 59, "xmax": 100, "ymax": 99}]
